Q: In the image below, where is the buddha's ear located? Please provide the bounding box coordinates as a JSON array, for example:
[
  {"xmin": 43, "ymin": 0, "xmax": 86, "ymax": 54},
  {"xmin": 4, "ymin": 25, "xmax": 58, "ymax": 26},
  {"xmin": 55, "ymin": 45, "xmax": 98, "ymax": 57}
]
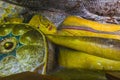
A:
[{"xmin": 29, "ymin": 14, "xmax": 57, "ymax": 34}]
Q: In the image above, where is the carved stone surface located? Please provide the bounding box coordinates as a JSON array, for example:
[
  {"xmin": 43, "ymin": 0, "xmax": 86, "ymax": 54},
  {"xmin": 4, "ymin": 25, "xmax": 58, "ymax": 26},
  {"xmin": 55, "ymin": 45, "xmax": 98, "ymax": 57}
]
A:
[{"xmin": 3, "ymin": 0, "xmax": 120, "ymax": 24}]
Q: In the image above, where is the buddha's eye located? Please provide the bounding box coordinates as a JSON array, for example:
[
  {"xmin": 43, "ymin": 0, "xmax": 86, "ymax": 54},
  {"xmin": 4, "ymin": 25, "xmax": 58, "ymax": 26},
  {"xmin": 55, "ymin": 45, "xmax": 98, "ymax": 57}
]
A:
[{"xmin": 0, "ymin": 37, "xmax": 17, "ymax": 54}]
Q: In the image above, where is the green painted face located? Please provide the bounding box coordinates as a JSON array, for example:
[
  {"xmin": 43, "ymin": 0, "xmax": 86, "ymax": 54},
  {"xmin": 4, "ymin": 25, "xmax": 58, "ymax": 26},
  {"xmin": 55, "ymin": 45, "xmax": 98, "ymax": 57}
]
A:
[{"xmin": 0, "ymin": 24, "xmax": 47, "ymax": 77}]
